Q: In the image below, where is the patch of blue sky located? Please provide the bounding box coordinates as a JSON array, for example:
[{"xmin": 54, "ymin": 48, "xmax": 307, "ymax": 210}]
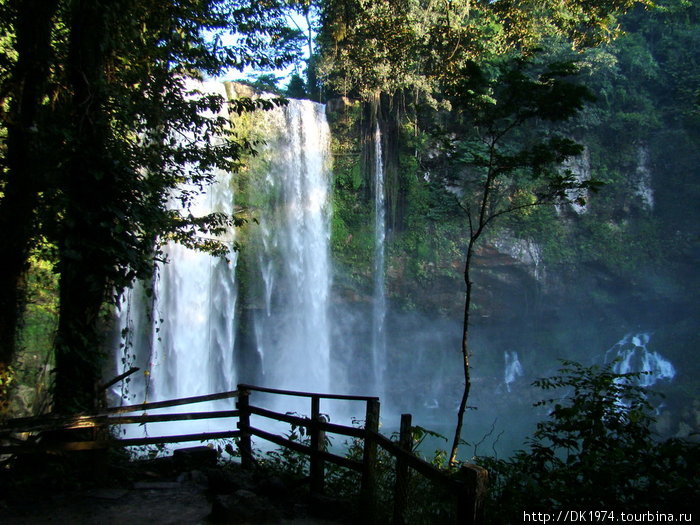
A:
[{"xmin": 204, "ymin": 11, "xmax": 313, "ymax": 89}]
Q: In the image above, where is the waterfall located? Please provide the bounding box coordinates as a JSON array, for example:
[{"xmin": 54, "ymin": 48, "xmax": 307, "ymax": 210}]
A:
[
  {"xmin": 247, "ymin": 99, "xmax": 332, "ymax": 395},
  {"xmin": 114, "ymin": 181, "xmax": 238, "ymax": 407},
  {"xmin": 149, "ymin": 224, "xmax": 237, "ymax": 402},
  {"xmin": 504, "ymin": 351, "xmax": 524, "ymax": 392},
  {"xmin": 114, "ymin": 89, "xmax": 333, "ymax": 403},
  {"xmin": 113, "ymin": 86, "xmax": 333, "ymax": 431},
  {"xmin": 371, "ymin": 122, "xmax": 387, "ymax": 396},
  {"xmin": 605, "ymin": 332, "xmax": 676, "ymax": 387},
  {"xmin": 114, "ymin": 80, "xmax": 237, "ymax": 406}
]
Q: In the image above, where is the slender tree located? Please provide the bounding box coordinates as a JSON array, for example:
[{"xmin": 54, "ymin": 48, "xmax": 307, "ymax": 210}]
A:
[{"xmin": 434, "ymin": 57, "xmax": 602, "ymax": 464}]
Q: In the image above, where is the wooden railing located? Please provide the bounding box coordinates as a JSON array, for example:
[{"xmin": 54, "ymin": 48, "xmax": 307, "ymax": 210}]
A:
[
  {"xmin": 236, "ymin": 384, "xmax": 488, "ymax": 525},
  {"xmin": 0, "ymin": 390, "xmax": 241, "ymax": 452},
  {"xmin": 0, "ymin": 384, "xmax": 487, "ymax": 524}
]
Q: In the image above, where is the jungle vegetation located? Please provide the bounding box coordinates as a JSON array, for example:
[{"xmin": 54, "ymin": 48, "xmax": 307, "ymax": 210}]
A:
[{"xmin": 0, "ymin": 1, "xmax": 698, "ymax": 509}]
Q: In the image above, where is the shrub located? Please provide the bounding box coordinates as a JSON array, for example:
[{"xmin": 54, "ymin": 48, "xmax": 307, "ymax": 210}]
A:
[{"xmin": 480, "ymin": 361, "xmax": 699, "ymax": 522}]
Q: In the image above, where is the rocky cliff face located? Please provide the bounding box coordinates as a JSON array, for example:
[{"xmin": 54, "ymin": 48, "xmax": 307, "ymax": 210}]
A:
[
  {"xmin": 458, "ymin": 143, "xmax": 660, "ymax": 318},
  {"xmin": 559, "ymin": 145, "xmax": 592, "ymax": 215}
]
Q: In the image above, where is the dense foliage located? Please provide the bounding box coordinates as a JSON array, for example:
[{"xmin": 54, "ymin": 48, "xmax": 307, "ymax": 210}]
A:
[
  {"xmin": 316, "ymin": 0, "xmax": 646, "ymax": 99},
  {"xmin": 0, "ymin": 0, "xmax": 697, "ymax": 519},
  {"xmin": 323, "ymin": 2, "xmax": 698, "ymax": 363},
  {"xmin": 480, "ymin": 362, "xmax": 700, "ymax": 521}
]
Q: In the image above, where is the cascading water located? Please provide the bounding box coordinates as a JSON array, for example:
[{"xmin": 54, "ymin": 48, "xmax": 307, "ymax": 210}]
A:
[
  {"xmin": 504, "ymin": 351, "xmax": 524, "ymax": 392},
  {"xmin": 605, "ymin": 332, "xmax": 676, "ymax": 387},
  {"xmin": 246, "ymin": 99, "xmax": 332, "ymax": 396},
  {"xmin": 114, "ymin": 85, "xmax": 334, "ymax": 433},
  {"xmin": 371, "ymin": 122, "xmax": 387, "ymax": 397},
  {"xmin": 148, "ymin": 223, "xmax": 238, "ymax": 402},
  {"xmin": 114, "ymin": 80, "xmax": 237, "ymax": 410}
]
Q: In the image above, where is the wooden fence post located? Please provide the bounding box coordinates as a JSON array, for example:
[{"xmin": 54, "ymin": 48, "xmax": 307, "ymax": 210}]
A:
[
  {"xmin": 236, "ymin": 386, "xmax": 253, "ymax": 469},
  {"xmin": 456, "ymin": 463, "xmax": 489, "ymax": 525},
  {"xmin": 391, "ymin": 413, "xmax": 412, "ymax": 525},
  {"xmin": 361, "ymin": 398, "xmax": 380, "ymax": 525},
  {"xmin": 309, "ymin": 395, "xmax": 326, "ymax": 494}
]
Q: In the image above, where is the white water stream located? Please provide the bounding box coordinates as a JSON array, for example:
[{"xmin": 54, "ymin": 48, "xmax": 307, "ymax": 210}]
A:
[
  {"xmin": 371, "ymin": 123, "xmax": 388, "ymax": 397},
  {"xmin": 249, "ymin": 99, "xmax": 332, "ymax": 396},
  {"xmin": 605, "ymin": 332, "xmax": 676, "ymax": 387},
  {"xmin": 504, "ymin": 351, "xmax": 524, "ymax": 392}
]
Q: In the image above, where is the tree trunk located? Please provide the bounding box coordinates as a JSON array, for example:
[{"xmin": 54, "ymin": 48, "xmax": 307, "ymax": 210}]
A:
[
  {"xmin": 0, "ymin": 0, "xmax": 59, "ymax": 412},
  {"xmin": 449, "ymin": 239, "xmax": 475, "ymax": 466},
  {"xmin": 53, "ymin": 0, "xmax": 114, "ymax": 413}
]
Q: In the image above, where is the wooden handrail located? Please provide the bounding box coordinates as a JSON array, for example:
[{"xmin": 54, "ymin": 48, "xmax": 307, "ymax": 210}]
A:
[
  {"xmin": 1, "ymin": 410, "xmax": 239, "ymax": 434},
  {"xmin": 317, "ymin": 419, "xmax": 365, "ymax": 440},
  {"xmin": 102, "ymin": 389, "xmax": 240, "ymax": 415},
  {"xmin": 247, "ymin": 405, "xmax": 366, "ymax": 439},
  {"xmin": 247, "ymin": 426, "xmax": 362, "ymax": 472},
  {"xmin": 240, "ymin": 388, "xmax": 486, "ymax": 524},
  {"xmin": 369, "ymin": 430, "xmax": 461, "ymax": 490},
  {"xmin": 1, "ymin": 389, "xmax": 240, "ymax": 434},
  {"xmin": 93, "ymin": 410, "xmax": 239, "ymax": 428},
  {"xmin": 239, "ymin": 383, "xmax": 379, "ymax": 401},
  {"xmin": 0, "ymin": 430, "xmax": 241, "ymax": 455}
]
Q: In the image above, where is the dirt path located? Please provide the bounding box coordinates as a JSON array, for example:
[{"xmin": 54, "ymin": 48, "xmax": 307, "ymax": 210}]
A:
[
  {"xmin": 1, "ymin": 483, "xmax": 345, "ymax": 525},
  {"xmin": 1, "ymin": 453, "xmax": 347, "ymax": 525},
  {"xmin": 2, "ymin": 485, "xmax": 211, "ymax": 524}
]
